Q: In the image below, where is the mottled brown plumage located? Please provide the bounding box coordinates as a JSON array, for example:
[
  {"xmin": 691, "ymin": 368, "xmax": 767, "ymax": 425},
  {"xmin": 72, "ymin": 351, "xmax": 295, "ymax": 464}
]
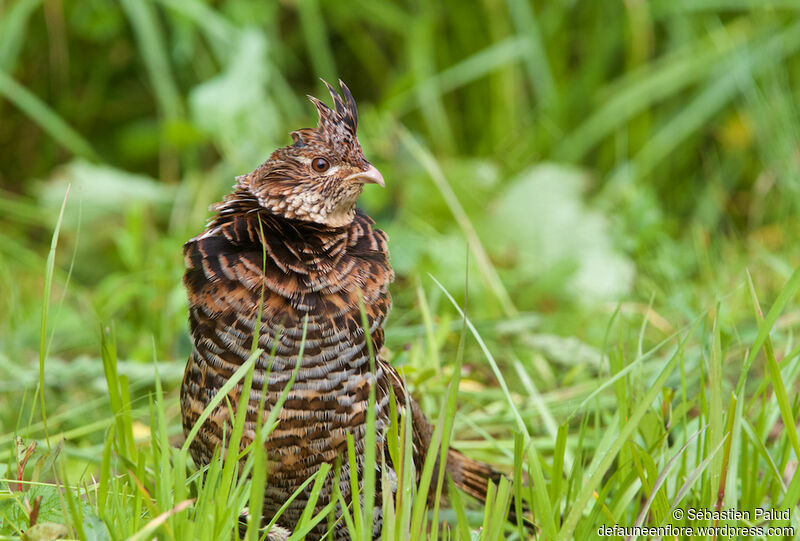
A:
[{"xmin": 180, "ymin": 81, "xmax": 516, "ymax": 539}]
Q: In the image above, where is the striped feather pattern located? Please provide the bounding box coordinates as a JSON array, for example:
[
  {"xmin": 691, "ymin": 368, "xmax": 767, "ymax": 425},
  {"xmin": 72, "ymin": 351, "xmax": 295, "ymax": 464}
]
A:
[
  {"xmin": 181, "ymin": 193, "xmax": 395, "ymax": 539},
  {"xmin": 181, "ymin": 81, "xmax": 524, "ymax": 540}
]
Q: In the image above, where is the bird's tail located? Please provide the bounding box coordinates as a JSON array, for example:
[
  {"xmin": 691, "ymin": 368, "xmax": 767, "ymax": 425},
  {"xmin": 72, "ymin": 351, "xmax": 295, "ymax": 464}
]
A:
[{"xmin": 446, "ymin": 448, "xmax": 533, "ymax": 530}]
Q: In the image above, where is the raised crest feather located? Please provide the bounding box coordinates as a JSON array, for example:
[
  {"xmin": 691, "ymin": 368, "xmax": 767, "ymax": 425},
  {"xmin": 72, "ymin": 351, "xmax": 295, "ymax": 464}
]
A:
[{"xmin": 308, "ymin": 79, "xmax": 358, "ymax": 136}]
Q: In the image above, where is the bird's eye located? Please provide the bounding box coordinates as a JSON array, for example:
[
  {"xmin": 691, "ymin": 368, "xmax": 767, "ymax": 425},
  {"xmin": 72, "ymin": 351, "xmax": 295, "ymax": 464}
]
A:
[{"xmin": 311, "ymin": 157, "xmax": 330, "ymax": 172}]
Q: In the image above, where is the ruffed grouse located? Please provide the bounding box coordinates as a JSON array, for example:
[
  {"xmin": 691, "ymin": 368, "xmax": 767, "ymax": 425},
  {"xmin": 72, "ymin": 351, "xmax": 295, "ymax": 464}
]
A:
[{"xmin": 181, "ymin": 81, "xmax": 511, "ymax": 539}]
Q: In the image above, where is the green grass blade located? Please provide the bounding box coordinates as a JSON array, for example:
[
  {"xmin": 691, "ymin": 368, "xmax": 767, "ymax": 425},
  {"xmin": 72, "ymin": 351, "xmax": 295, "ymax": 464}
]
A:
[
  {"xmin": 447, "ymin": 477, "xmax": 471, "ymax": 541},
  {"xmin": 0, "ymin": 0, "xmax": 42, "ymax": 71},
  {"xmin": 631, "ymin": 425, "xmax": 706, "ymax": 529},
  {"xmin": 664, "ymin": 435, "xmax": 729, "ymax": 524},
  {"xmin": 505, "ymin": 0, "xmax": 555, "ymax": 103},
  {"xmin": 526, "ymin": 440, "xmax": 556, "ymax": 538},
  {"xmin": 119, "ymin": 0, "xmax": 184, "ymax": 119},
  {"xmin": 35, "ymin": 185, "xmax": 71, "ymax": 446},
  {"xmin": 297, "ymin": 0, "xmax": 337, "ymax": 81},
  {"xmin": 556, "ymin": 322, "xmax": 697, "ymax": 540},
  {"xmin": 431, "ymin": 276, "xmax": 527, "ymax": 438},
  {"xmin": 745, "ymin": 270, "xmax": 800, "ymax": 460},
  {"xmin": 0, "ymin": 72, "xmax": 98, "ymax": 160},
  {"xmin": 402, "ymin": 130, "xmax": 517, "ymax": 317}
]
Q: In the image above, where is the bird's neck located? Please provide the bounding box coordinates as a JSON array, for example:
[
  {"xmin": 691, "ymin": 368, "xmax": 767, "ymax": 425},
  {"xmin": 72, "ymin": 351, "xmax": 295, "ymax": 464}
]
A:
[{"xmin": 204, "ymin": 189, "xmax": 353, "ymax": 269}]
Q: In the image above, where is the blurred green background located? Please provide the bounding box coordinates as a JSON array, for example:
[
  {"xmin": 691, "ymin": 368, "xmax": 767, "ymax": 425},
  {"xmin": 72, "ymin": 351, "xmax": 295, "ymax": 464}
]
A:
[{"xmin": 2, "ymin": 0, "xmax": 800, "ymax": 435}]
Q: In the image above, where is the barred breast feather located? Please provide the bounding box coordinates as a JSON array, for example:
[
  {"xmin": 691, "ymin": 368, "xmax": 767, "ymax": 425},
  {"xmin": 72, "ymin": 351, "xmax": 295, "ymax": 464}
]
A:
[{"xmin": 180, "ymin": 191, "xmax": 395, "ymax": 539}]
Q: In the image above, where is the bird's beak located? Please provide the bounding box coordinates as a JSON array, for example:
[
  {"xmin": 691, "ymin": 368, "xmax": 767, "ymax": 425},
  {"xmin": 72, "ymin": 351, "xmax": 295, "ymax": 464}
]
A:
[{"xmin": 347, "ymin": 164, "xmax": 385, "ymax": 188}]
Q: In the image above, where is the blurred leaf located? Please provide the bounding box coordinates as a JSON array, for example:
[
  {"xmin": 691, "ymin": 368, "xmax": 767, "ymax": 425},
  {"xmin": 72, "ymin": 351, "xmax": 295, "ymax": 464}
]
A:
[
  {"xmin": 0, "ymin": 72, "xmax": 98, "ymax": 161},
  {"xmin": 21, "ymin": 522, "xmax": 68, "ymax": 541},
  {"xmin": 522, "ymin": 333, "xmax": 605, "ymax": 368},
  {"xmin": 81, "ymin": 514, "xmax": 111, "ymax": 541},
  {"xmin": 484, "ymin": 163, "xmax": 634, "ymax": 302},
  {"xmin": 0, "ymin": 0, "xmax": 42, "ymax": 72},
  {"xmin": 31, "ymin": 440, "xmax": 64, "ymax": 483},
  {"xmin": 189, "ymin": 29, "xmax": 281, "ymax": 171},
  {"xmin": 4, "ymin": 485, "xmax": 66, "ymax": 531},
  {"xmin": 162, "ymin": 118, "xmax": 206, "ymax": 149},
  {"xmin": 115, "ymin": 119, "xmax": 161, "ymax": 162},
  {"xmin": 382, "ymin": 226, "xmax": 428, "ymax": 276},
  {"xmin": 297, "ymin": 0, "xmax": 337, "ymax": 81},
  {"xmin": 39, "ymin": 160, "xmax": 171, "ymax": 226},
  {"xmin": 120, "ymin": 0, "xmax": 184, "ymax": 119},
  {"xmin": 69, "ymin": 0, "xmax": 124, "ymax": 43}
]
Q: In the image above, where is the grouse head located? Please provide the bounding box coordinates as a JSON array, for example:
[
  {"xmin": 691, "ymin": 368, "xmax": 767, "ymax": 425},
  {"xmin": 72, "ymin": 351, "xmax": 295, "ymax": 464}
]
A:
[{"xmin": 238, "ymin": 79, "xmax": 384, "ymax": 228}]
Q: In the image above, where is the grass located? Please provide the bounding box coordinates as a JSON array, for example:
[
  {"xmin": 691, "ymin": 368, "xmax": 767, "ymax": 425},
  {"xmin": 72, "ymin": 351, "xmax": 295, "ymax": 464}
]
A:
[{"xmin": 2, "ymin": 0, "xmax": 800, "ymax": 539}]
